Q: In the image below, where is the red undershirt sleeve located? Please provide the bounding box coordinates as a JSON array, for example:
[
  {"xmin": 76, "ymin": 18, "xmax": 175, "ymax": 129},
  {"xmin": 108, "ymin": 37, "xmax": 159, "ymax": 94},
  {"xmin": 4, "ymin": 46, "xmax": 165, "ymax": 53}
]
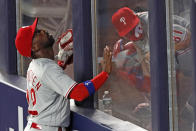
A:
[{"xmin": 68, "ymin": 71, "xmax": 109, "ymax": 101}]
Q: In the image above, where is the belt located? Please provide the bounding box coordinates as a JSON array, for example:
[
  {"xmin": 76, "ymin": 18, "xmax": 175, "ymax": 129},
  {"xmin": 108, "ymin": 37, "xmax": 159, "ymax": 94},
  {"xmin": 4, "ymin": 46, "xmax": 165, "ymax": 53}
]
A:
[{"xmin": 31, "ymin": 122, "xmax": 65, "ymax": 131}]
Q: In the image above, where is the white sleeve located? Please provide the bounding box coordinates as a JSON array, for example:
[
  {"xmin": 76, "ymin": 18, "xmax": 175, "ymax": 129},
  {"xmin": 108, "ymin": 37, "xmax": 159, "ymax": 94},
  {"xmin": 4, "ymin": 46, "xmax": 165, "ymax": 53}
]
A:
[
  {"xmin": 173, "ymin": 15, "xmax": 190, "ymax": 28},
  {"xmin": 42, "ymin": 63, "xmax": 77, "ymax": 98}
]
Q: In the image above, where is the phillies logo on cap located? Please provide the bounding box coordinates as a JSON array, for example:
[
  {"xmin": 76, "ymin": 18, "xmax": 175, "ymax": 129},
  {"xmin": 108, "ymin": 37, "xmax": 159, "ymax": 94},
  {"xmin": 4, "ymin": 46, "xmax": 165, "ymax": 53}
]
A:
[
  {"xmin": 120, "ymin": 17, "xmax": 126, "ymax": 25},
  {"xmin": 112, "ymin": 7, "xmax": 140, "ymax": 37}
]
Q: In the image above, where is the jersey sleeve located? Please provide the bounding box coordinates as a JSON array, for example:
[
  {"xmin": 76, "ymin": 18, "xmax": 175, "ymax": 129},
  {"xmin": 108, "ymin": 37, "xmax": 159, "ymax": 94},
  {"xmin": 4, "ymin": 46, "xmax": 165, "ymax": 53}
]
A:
[
  {"xmin": 69, "ymin": 71, "xmax": 109, "ymax": 101},
  {"xmin": 173, "ymin": 15, "xmax": 190, "ymax": 28},
  {"xmin": 42, "ymin": 63, "xmax": 77, "ymax": 98}
]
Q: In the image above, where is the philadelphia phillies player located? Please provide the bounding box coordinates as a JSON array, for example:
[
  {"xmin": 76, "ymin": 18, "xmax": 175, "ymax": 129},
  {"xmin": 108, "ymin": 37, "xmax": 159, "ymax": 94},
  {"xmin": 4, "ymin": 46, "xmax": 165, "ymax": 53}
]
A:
[
  {"xmin": 111, "ymin": 7, "xmax": 191, "ymax": 130},
  {"xmin": 112, "ymin": 8, "xmax": 150, "ymax": 93},
  {"xmin": 112, "ymin": 7, "xmax": 191, "ymax": 93},
  {"xmin": 15, "ymin": 18, "xmax": 112, "ymax": 131}
]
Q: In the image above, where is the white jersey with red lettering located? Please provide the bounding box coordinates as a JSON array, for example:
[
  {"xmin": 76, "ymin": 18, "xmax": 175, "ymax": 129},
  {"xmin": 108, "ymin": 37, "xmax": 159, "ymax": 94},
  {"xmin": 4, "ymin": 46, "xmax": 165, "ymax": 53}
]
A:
[
  {"xmin": 173, "ymin": 24, "xmax": 187, "ymax": 43},
  {"xmin": 135, "ymin": 12, "xmax": 190, "ymax": 53},
  {"xmin": 135, "ymin": 12, "xmax": 192, "ymax": 74},
  {"xmin": 26, "ymin": 58, "xmax": 76, "ymax": 127},
  {"xmin": 122, "ymin": 11, "xmax": 191, "ymax": 86},
  {"xmin": 173, "ymin": 24, "xmax": 192, "ymax": 76}
]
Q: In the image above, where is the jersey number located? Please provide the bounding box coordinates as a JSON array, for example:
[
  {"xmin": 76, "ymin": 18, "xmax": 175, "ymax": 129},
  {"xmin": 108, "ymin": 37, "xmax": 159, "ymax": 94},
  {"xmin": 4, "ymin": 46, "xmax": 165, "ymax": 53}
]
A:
[
  {"xmin": 27, "ymin": 88, "xmax": 36, "ymax": 106},
  {"xmin": 173, "ymin": 30, "xmax": 183, "ymax": 43}
]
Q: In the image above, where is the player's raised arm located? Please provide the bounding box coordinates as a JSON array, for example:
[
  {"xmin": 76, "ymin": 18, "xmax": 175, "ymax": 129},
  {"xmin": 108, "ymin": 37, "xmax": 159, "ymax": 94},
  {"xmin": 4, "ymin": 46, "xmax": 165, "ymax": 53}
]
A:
[
  {"xmin": 68, "ymin": 46, "xmax": 112, "ymax": 101},
  {"xmin": 56, "ymin": 29, "xmax": 74, "ymax": 70},
  {"xmin": 15, "ymin": 17, "xmax": 112, "ymax": 130},
  {"xmin": 55, "ymin": 29, "xmax": 112, "ymax": 101}
]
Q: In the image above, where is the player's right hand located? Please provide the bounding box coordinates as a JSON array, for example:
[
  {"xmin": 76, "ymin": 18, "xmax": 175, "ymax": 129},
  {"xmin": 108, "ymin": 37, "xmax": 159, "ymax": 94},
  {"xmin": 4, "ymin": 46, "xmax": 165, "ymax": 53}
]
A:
[
  {"xmin": 113, "ymin": 39, "xmax": 123, "ymax": 57},
  {"xmin": 56, "ymin": 29, "xmax": 73, "ymax": 69},
  {"xmin": 57, "ymin": 29, "xmax": 73, "ymax": 49},
  {"xmin": 101, "ymin": 46, "xmax": 112, "ymax": 74}
]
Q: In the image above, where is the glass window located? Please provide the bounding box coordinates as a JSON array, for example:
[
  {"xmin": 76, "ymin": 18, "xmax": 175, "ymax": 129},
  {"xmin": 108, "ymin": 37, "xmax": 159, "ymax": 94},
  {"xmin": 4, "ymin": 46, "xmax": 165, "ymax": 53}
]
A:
[
  {"xmin": 16, "ymin": 0, "xmax": 73, "ymax": 78},
  {"xmin": 92, "ymin": 0, "xmax": 152, "ymax": 130},
  {"xmin": 170, "ymin": 0, "xmax": 193, "ymax": 130}
]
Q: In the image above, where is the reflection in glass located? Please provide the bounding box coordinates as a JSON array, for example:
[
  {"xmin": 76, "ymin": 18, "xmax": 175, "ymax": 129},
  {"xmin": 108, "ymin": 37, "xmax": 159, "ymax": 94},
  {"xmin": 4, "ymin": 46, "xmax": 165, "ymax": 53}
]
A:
[
  {"xmin": 172, "ymin": 0, "xmax": 193, "ymax": 130},
  {"xmin": 94, "ymin": 0, "xmax": 151, "ymax": 130}
]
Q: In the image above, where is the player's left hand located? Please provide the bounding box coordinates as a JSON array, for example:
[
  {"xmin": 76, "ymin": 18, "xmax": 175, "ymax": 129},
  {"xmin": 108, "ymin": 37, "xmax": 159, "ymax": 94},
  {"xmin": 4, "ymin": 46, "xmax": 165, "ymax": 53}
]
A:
[
  {"xmin": 101, "ymin": 46, "xmax": 112, "ymax": 74},
  {"xmin": 56, "ymin": 29, "xmax": 73, "ymax": 69}
]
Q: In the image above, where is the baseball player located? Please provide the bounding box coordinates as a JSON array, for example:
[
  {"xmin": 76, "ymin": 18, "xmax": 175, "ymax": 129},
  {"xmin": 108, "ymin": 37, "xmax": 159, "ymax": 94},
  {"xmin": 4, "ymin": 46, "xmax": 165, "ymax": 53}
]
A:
[
  {"xmin": 112, "ymin": 7, "xmax": 150, "ymax": 94},
  {"xmin": 15, "ymin": 18, "xmax": 112, "ymax": 131},
  {"xmin": 112, "ymin": 7, "xmax": 191, "ymax": 93},
  {"xmin": 111, "ymin": 7, "xmax": 191, "ymax": 129}
]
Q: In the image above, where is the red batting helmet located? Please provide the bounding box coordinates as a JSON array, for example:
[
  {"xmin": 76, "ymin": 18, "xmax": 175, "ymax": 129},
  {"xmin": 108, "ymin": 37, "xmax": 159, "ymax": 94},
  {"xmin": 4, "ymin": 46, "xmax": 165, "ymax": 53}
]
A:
[
  {"xmin": 112, "ymin": 7, "xmax": 139, "ymax": 37},
  {"xmin": 15, "ymin": 18, "xmax": 38, "ymax": 57}
]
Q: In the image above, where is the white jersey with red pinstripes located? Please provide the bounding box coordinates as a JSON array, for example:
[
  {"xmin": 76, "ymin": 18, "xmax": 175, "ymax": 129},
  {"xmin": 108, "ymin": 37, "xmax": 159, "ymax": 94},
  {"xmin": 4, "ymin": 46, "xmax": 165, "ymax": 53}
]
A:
[{"xmin": 26, "ymin": 58, "xmax": 76, "ymax": 127}]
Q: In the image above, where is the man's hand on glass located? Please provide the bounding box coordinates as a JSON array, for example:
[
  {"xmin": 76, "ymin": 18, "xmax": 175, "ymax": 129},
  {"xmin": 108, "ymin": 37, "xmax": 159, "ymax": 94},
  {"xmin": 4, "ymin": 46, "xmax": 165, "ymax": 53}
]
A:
[{"xmin": 101, "ymin": 46, "xmax": 112, "ymax": 74}]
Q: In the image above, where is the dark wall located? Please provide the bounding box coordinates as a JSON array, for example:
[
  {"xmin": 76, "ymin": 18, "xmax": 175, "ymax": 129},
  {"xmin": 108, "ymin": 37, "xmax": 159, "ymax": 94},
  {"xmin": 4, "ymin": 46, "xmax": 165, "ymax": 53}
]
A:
[
  {"xmin": 0, "ymin": 82, "xmax": 28, "ymax": 130},
  {"xmin": 0, "ymin": 80, "xmax": 113, "ymax": 131},
  {"xmin": 0, "ymin": 0, "xmax": 17, "ymax": 74},
  {"xmin": 149, "ymin": 0, "xmax": 169, "ymax": 131}
]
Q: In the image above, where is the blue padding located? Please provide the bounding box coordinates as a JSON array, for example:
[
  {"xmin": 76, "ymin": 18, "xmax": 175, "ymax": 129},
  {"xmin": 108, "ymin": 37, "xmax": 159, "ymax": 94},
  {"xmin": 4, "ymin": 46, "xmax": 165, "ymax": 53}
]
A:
[
  {"xmin": 0, "ymin": 0, "xmax": 17, "ymax": 74},
  {"xmin": 83, "ymin": 81, "xmax": 95, "ymax": 96}
]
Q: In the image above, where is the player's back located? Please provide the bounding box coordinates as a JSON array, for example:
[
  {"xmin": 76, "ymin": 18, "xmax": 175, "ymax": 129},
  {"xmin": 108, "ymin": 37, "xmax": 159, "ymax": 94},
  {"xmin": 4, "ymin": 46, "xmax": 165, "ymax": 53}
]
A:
[{"xmin": 26, "ymin": 58, "xmax": 75, "ymax": 127}]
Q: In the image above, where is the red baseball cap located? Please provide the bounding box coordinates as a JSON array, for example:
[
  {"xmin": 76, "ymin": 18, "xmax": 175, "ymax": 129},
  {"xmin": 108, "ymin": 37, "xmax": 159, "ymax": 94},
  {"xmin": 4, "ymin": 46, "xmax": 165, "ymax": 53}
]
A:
[
  {"xmin": 112, "ymin": 7, "xmax": 139, "ymax": 37},
  {"xmin": 15, "ymin": 18, "xmax": 38, "ymax": 57}
]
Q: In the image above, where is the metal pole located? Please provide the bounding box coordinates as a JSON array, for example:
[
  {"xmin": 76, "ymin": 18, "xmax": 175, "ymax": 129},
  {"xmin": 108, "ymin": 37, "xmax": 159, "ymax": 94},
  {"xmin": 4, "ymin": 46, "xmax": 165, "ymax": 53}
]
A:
[
  {"xmin": 190, "ymin": 1, "xmax": 196, "ymax": 131},
  {"xmin": 149, "ymin": 0, "xmax": 170, "ymax": 130},
  {"xmin": 72, "ymin": 0, "xmax": 94, "ymax": 108},
  {"xmin": 165, "ymin": 0, "xmax": 179, "ymax": 130}
]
